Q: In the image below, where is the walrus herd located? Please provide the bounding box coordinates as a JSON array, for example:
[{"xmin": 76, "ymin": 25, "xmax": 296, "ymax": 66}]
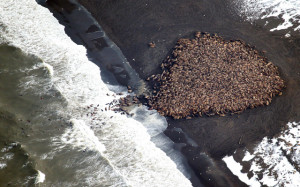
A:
[{"xmin": 147, "ymin": 32, "xmax": 285, "ymax": 119}]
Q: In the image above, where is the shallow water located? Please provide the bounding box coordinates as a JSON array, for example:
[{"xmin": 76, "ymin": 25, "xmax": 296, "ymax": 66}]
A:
[
  {"xmin": 0, "ymin": 45, "xmax": 40, "ymax": 186},
  {"xmin": 0, "ymin": 0, "xmax": 194, "ymax": 186}
]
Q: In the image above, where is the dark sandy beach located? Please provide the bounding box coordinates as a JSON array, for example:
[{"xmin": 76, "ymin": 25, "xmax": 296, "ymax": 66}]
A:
[{"xmin": 44, "ymin": 0, "xmax": 300, "ymax": 186}]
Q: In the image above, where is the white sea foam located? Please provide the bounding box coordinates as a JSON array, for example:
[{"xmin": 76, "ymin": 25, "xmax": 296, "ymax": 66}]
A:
[
  {"xmin": 0, "ymin": 0, "xmax": 192, "ymax": 186},
  {"xmin": 130, "ymin": 105, "xmax": 192, "ymax": 179},
  {"xmin": 0, "ymin": 163, "xmax": 7, "ymax": 169},
  {"xmin": 0, "ymin": 145, "xmax": 15, "ymax": 171},
  {"xmin": 43, "ymin": 62, "xmax": 54, "ymax": 76},
  {"xmin": 224, "ymin": 122, "xmax": 300, "ymax": 187},
  {"xmin": 61, "ymin": 119, "xmax": 106, "ymax": 153},
  {"xmin": 233, "ymin": 0, "xmax": 300, "ymax": 33},
  {"xmin": 35, "ymin": 170, "xmax": 45, "ymax": 184}
]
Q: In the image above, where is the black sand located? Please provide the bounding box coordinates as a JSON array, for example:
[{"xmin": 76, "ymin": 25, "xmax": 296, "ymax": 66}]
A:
[{"xmin": 45, "ymin": 0, "xmax": 300, "ymax": 186}]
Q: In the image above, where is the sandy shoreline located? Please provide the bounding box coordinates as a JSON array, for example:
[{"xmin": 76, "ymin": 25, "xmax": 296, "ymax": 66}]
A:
[{"xmin": 45, "ymin": 0, "xmax": 300, "ymax": 186}]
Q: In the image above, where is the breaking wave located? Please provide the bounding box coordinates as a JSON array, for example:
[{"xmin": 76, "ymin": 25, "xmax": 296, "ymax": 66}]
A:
[{"xmin": 0, "ymin": 0, "xmax": 192, "ymax": 186}]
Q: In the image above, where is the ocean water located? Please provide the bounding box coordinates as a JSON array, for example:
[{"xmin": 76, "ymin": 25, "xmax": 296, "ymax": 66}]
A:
[{"xmin": 0, "ymin": 0, "xmax": 192, "ymax": 186}]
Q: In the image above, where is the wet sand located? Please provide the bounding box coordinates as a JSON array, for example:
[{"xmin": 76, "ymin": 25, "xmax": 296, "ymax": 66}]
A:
[{"xmin": 45, "ymin": 0, "xmax": 300, "ymax": 186}]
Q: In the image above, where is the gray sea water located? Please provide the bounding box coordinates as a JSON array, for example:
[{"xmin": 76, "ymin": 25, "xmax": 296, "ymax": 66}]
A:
[
  {"xmin": 0, "ymin": 0, "xmax": 193, "ymax": 186},
  {"xmin": 0, "ymin": 45, "xmax": 40, "ymax": 186}
]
